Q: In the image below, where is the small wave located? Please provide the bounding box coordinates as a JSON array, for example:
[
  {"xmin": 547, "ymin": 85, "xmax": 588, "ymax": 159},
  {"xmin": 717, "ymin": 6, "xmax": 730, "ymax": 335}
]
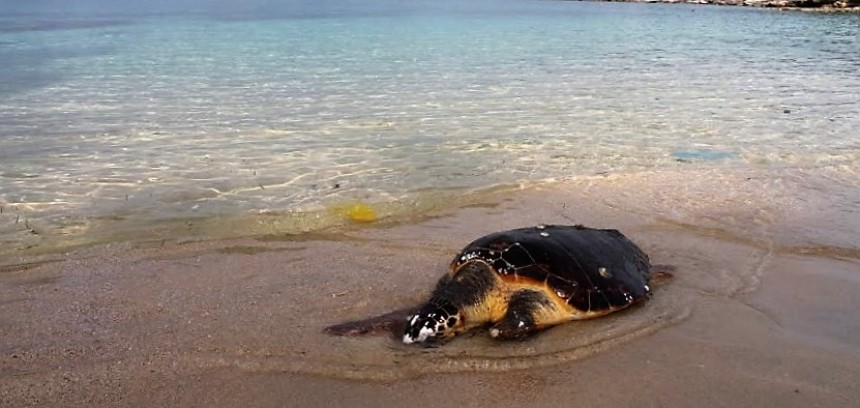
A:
[{"xmin": 184, "ymin": 286, "xmax": 689, "ymax": 381}]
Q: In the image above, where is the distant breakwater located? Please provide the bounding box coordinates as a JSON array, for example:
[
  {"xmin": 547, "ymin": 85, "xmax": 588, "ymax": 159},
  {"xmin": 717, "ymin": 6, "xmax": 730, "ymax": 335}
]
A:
[{"xmin": 587, "ymin": 0, "xmax": 860, "ymax": 11}]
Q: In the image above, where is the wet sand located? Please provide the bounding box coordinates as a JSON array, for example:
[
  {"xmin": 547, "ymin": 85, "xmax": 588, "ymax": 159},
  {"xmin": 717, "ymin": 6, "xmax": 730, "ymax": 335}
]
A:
[{"xmin": 2, "ymin": 169, "xmax": 859, "ymax": 407}]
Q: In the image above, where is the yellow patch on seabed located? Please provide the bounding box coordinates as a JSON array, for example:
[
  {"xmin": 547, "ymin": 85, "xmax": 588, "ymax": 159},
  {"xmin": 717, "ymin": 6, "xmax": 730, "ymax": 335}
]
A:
[{"xmin": 331, "ymin": 202, "xmax": 378, "ymax": 223}]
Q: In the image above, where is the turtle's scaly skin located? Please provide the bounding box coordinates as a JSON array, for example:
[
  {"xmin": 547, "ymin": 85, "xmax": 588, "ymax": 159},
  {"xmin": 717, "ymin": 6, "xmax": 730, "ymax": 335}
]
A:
[{"xmin": 403, "ymin": 225, "xmax": 652, "ymax": 344}]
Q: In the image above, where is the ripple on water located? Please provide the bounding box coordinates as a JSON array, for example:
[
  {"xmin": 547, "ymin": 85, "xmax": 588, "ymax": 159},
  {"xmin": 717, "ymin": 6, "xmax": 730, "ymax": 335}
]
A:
[{"xmin": 185, "ymin": 282, "xmax": 690, "ymax": 381}]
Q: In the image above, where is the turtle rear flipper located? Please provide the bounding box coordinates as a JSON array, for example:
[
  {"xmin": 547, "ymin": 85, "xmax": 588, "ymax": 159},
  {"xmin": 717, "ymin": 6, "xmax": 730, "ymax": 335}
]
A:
[{"xmin": 649, "ymin": 264, "xmax": 676, "ymax": 286}]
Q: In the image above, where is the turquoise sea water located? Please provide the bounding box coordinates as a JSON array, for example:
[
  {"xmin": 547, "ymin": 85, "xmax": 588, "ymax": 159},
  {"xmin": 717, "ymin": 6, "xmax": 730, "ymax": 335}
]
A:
[{"xmin": 1, "ymin": 1, "xmax": 858, "ymax": 255}]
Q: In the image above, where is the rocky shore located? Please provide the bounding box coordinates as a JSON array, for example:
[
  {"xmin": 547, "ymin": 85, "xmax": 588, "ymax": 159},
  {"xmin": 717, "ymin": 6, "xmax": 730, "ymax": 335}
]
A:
[{"xmin": 605, "ymin": 0, "xmax": 860, "ymax": 11}]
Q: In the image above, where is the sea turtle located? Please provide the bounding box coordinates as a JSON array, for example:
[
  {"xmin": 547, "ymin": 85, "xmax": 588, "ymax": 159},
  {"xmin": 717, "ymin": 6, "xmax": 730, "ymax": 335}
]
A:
[
  {"xmin": 325, "ymin": 224, "xmax": 659, "ymax": 345},
  {"xmin": 401, "ymin": 224, "xmax": 652, "ymax": 344}
]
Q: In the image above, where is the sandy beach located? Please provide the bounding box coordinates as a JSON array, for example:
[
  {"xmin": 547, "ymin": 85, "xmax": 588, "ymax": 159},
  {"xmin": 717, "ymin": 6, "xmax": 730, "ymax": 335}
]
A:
[
  {"xmin": 2, "ymin": 168, "xmax": 859, "ymax": 407},
  {"xmin": 2, "ymin": 0, "xmax": 859, "ymax": 405}
]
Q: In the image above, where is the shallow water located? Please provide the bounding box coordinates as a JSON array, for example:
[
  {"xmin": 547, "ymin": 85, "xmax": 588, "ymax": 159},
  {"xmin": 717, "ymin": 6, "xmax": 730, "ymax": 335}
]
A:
[{"xmin": 1, "ymin": 1, "xmax": 858, "ymax": 258}]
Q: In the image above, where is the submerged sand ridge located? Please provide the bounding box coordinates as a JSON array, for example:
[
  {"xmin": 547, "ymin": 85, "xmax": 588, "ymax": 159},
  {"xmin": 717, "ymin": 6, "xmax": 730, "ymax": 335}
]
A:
[{"xmin": 1, "ymin": 168, "xmax": 859, "ymax": 406}]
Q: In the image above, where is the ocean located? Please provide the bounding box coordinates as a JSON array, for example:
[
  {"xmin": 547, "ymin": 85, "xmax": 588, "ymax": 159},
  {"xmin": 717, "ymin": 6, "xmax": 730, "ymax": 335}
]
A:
[{"xmin": 1, "ymin": 0, "xmax": 858, "ymax": 258}]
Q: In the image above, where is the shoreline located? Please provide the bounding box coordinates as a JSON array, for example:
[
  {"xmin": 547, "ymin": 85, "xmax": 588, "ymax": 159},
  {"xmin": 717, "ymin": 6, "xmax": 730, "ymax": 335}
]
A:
[
  {"xmin": 2, "ymin": 169, "xmax": 859, "ymax": 406},
  {"xmin": 3, "ymin": 163, "xmax": 858, "ymax": 267}
]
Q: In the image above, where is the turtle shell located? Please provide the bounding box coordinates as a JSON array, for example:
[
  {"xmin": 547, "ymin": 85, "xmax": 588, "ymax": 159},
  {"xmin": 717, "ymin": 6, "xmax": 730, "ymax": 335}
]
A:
[{"xmin": 450, "ymin": 224, "xmax": 651, "ymax": 313}]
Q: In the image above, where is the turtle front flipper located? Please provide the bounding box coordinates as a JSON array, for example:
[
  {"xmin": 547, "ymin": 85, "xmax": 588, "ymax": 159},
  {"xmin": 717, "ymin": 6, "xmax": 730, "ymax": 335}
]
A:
[
  {"xmin": 489, "ymin": 289, "xmax": 557, "ymax": 340},
  {"xmin": 324, "ymin": 306, "xmax": 420, "ymax": 338}
]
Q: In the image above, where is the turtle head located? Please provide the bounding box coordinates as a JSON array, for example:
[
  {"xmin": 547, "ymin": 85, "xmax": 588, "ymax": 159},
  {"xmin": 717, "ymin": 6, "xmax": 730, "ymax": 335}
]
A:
[{"xmin": 402, "ymin": 300, "xmax": 463, "ymax": 345}]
